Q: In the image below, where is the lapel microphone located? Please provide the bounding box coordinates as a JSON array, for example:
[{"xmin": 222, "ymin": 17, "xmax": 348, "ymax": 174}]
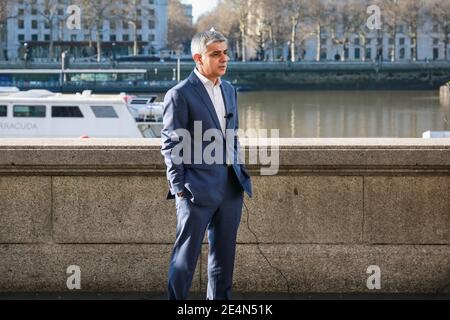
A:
[{"xmin": 225, "ymin": 112, "xmax": 234, "ymax": 120}]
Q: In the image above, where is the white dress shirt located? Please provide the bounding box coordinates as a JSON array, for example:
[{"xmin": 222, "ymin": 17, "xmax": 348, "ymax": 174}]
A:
[{"xmin": 194, "ymin": 68, "xmax": 226, "ymax": 134}]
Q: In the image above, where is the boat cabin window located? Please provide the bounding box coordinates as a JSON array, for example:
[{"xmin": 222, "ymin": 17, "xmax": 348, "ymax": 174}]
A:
[
  {"xmin": 52, "ymin": 106, "xmax": 84, "ymax": 118},
  {"xmin": 13, "ymin": 105, "xmax": 46, "ymax": 117},
  {"xmin": 130, "ymin": 99, "xmax": 148, "ymax": 105},
  {"xmin": 130, "ymin": 96, "xmax": 157, "ymax": 105},
  {"xmin": 90, "ymin": 106, "xmax": 118, "ymax": 118},
  {"xmin": 0, "ymin": 105, "xmax": 6, "ymax": 117}
]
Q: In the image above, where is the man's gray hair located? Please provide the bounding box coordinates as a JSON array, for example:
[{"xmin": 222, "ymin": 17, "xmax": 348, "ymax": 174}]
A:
[{"xmin": 191, "ymin": 30, "xmax": 228, "ymax": 57}]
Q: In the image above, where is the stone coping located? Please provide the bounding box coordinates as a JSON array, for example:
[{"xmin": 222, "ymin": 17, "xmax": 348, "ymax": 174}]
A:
[{"xmin": 0, "ymin": 138, "xmax": 449, "ymax": 148}]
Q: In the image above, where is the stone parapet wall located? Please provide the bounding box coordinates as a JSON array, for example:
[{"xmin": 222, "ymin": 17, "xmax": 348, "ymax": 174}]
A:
[{"xmin": 0, "ymin": 138, "xmax": 448, "ymax": 294}]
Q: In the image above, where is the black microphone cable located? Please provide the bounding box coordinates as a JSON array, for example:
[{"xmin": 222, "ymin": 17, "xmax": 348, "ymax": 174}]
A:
[
  {"xmin": 243, "ymin": 198, "xmax": 292, "ymax": 298},
  {"xmin": 225, "ymin": 112, "xmax": 234, "ymax": 120}
]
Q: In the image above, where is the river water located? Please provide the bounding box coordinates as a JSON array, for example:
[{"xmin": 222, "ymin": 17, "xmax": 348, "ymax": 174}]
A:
[{"xmin": 236, "ymin": 90, "xmax": 449, "ymax": 138}]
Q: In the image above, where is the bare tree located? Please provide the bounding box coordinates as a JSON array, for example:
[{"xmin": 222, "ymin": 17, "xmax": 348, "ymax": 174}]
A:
[
  {"xmin": 380, "ymin": 0, "xmax": 402, "ymax": 61},
  {"xmin": 284, "ymin": 0, "xmax": 309, "ymax": 62},
  {"xmin": 118, "ymin": 0, "xmax": 156, "ymax": 56},
  {"xmin": 329, "ymin": 0, "xmax": 361, "ymax": 61},
  {"xmin": 0, "ymin": 0, "xmax": 15, "ymax": 60},
  {"xmin": 195, "ymin": 0, "xmax": 236, "ymax": 34},
  {"xmin": 34, "ymin": 0, "xmax": 63, "ymax": 61},
  {"xmin": 398, "ymin": 0, "xmax": 423, "ymax": 61},
  {"xmin": 229, "ymin": 0, "xmax": 251, "ymax": 61},
  {"xmin": 428, "ymin": 0, "xmax": 450, "ymax": 60},
  {"xmin": 341, "ymin": 0, "xmax": 370, "ymax": 61},
  {"xmin": 258, "ymin": 0, "xmax": 289, "ymax": 61},
  {"xmin": 308, "ymin": 0, "xmax": 334, "ymax": 61},
  {"xmin": 78, "ymin": 0, "xmax": 114, "ymax": 62},
  {"xmin": 125, "ymin": 0, "xmax": 140, "ymax": 56},
  {"xmin": 245, "ymin": 0, "xmax": 271, "ymax": 61},
  {"xmin": 168, "ymin": 0, "xmax": 195, "ymax": 54},
  {"xmin": 195, "ymin": 0, "xmax": 240, "ymax": 59},
  {"xmin": 253, "ymin": 15, "xmax": 267, "ymax": 60}
]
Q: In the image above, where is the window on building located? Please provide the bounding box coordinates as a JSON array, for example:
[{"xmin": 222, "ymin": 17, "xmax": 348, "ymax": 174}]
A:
[
  {"xmin": 388, "ymin": 38, "xmax": 394, "ymax": 45},
  {"xmin": 31, "ymin": 20, "xmax": 38, "ymax": 29},
  {"xmin": 433, "ymin": 38, "xmax": 440, "ymax": 46},
  {"xmin": 366, "ymin": 38, "xmax": 372, "ymax": 45},
  {"xmin": 320, "ymin": 48, "xmax": 327, "ymax": 60},
  {"xmin": 432, "ymin": 24, "xmax": 440, "ymax": 33},
  {"xmin": 31, "ymin": 8, "xmax": 37, "ymax": 15},
  {"xmin": 396, "ymin": 25, "xmax": 404, "ymax": 33},
  {"xmin": 123, "ymin": 21, "xmax": 128, "ymax": 29},
  {"xmin": 399, "ymin": 38, "xmax": 405, "ymax": 45},
  {"xmin": 137, "ymin": 9, "xmax": 141, "ymax": 16},
  {"xmin": 18, "ymin": 34, "xmax": 25, "ymax": 41},
  {"xmin": 399, "ymin": 48, "xmax": 405, "ymax": 59},
  {"xmin": 58, "ymin": 9, "xmax": 64, "ymax": 16},
  {"xmin": 354, "ymin": 38, "xmax": 360, "ymax": 45},
  {"xmin": 31, "ymin": 34, "xmax": 38, "ymax": 41},
  {"xmin": 18, "ymin": 9, "xmax": 25, "ymax": 16},
  {"xmin": 0, "ymin": 106, "xmax": 7, "ymax": 117},
  {"xmin": 110, "ymin": 21, "xmax": 116, "ymax": 30},
  {"xmin": 136, "ymin": 21, "xmax": 142, "ymax": 29},
  {"xmin": 137, "ymin": 35, "xmax": 142, "ymax": 41},
  {"xmin": 149, "ymin": 0, "xmax": 154, "ymax": 4},
  {"xmin": 320, "ymin": 38, "xmax": 327, "ymax": 46},
  {"xmin": 433, "ymin": 48, "xmax": 439, "ymax": 60},
  {"xmin": 13, "ymin": 105, "xmax": 46, "ymax": 118},
  {"xmin": 71, "ymin": 34, "xmax": 77, "ymax": 41},
  {"xmin": 18, "ymin": 20, "xmax": 24, "ymax": 29},
  {"xmin": 123, "ymin": 34, "xmax": 129, "ymax": 41},
  {"xmin": 354, "ymin": 48, "xmax": 360, "ymax": 60},
  {"xmin": 52, "ymin": 106, "xmax": 84, "ymax": 118},
  {"xmin": 148, "ymin": 20, "xmax": 155, "ymax": 29},
  {"xmin": 44, "ymin": 34, "xmax": 50, "ymax": 41},
  {"xmin": 148, "ymin": 34, "xmax": 155, "ymax": 42},
  {"xmin": 90, "ymin": 106, "xmax": 118, "ymax": 118},
  {"xmin": 44, "ymin": 21, "xmax": 50, "ymax": 29},
  {"xmin": 110, "ymin": 34, "xmax": 116, "ymax": 42},
  {"xmin": 365, "ymin": 48, "xmax": 371, "ymax": 60},
  {"xmin": 149, "ymin": 9, "xmax": 155, "ymax": 15}
]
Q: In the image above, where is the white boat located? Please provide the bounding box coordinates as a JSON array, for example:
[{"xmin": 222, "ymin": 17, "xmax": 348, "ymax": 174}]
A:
[{"xmin": 0, "ymin": 88, "xmax": 163, "ymax": 138}]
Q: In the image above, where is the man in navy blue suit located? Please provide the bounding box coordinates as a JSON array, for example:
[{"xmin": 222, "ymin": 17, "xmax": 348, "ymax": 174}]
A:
[{"xmin": 161, "ymin": 30, "xmax": 252, "ymax": 300}]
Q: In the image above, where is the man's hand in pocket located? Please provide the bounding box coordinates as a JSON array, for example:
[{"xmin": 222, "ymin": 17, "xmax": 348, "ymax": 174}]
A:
[{"xmin": 177, "ymin": 191, "xmax": 185, "ymax": 198}]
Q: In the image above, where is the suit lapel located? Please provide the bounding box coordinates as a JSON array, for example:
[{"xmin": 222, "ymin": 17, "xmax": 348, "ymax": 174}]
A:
[{"xmin": 189, "ymin": 72, "xmax": 223, "ymax": 134}]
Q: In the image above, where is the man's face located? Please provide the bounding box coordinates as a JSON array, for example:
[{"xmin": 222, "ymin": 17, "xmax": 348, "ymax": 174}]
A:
[{"xmin": 194, "ymin": 41, "xmax": 229, "ymax": 81}]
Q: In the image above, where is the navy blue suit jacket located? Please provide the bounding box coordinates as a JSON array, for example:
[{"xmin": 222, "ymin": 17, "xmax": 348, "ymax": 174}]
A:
[{"xmin": 161, "ymin": 71, "xmax": 252, "ymax": 206}]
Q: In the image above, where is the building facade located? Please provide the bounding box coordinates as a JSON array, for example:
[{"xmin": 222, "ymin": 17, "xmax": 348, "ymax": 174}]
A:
[
  {"xmin": 296, "ymin": 20, "xmax": 450, "ymax": 62},
  {"xmin": 4, "ymin": 0, "xmax": 168, "ymax": 61},
  {"xmin": 244, "ymin": 1, "xmax": 449, "ymax": 62}
]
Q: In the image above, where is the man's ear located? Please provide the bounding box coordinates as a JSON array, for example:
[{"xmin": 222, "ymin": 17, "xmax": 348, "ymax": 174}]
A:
[{"xmin": 193, "ymin": 53, "xmax": 202, "ymax": 65}]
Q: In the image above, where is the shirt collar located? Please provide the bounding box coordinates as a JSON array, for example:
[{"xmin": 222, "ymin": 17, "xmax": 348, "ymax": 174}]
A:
[{"xmin": 194, "ymin": 68, "xmax": 222, "ymax": 87}]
